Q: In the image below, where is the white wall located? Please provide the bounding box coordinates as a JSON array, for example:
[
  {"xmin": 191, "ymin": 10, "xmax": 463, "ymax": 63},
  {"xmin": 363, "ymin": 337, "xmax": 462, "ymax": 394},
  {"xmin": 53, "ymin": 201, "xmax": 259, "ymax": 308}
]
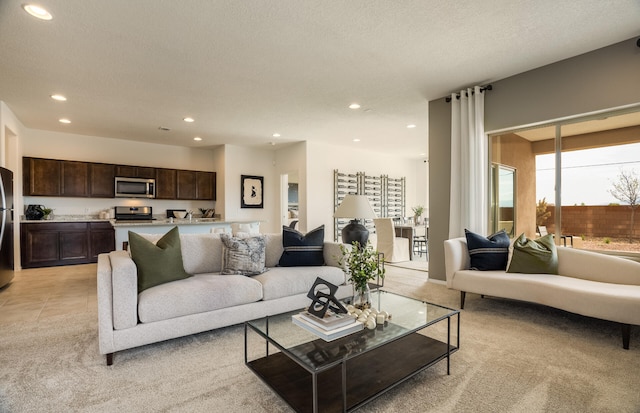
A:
[
  {"xmin": 21, "ymin": 128, "xmax": 219, "ymax": 216},
  {"xmin": 222, "ymin": 144, "xmax": 280, "ymax": 233},
  {"xmin": 305, "ymin": 140, "xmax": 420, "ymax": 241},
  {"xmin": 274, "ymin": 142, "xmax": 307, "ymax": 231}
]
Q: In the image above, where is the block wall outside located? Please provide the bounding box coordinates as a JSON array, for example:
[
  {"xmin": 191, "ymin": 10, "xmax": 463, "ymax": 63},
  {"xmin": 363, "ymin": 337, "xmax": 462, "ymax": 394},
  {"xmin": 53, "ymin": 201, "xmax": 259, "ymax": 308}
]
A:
[{"xmin": 543, "ymin": 205, "xmax": 640, "ymax": 240}]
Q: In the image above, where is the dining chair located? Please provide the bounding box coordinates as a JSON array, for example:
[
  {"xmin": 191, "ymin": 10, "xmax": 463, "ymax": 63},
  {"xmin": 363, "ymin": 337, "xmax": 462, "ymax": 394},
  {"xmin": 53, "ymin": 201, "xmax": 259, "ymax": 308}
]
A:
[{"xmin": 373, "ymin": 218, "xmax": 410, "ymax": 263}]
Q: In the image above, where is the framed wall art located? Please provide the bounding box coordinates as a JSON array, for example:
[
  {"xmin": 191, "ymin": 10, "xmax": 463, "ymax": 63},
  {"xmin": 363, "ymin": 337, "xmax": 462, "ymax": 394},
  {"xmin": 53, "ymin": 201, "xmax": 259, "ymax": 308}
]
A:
[{"xmin": 241, "ymin": 175, "xmax": 264, "ymax": 208}]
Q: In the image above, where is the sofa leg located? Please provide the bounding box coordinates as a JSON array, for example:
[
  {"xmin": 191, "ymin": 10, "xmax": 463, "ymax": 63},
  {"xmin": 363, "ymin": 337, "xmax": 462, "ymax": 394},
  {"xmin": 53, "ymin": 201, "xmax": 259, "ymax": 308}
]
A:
[
  {"xmin": 622, "ymin": 324, "xmax": 630, "ymax": 350},
  {"xmin": 106, "ymin": 353, "xmax": 114, "ymax": 366},
  {"xmin": 460, "ymin": 291, "xmax": 466, "ymax": 309}
]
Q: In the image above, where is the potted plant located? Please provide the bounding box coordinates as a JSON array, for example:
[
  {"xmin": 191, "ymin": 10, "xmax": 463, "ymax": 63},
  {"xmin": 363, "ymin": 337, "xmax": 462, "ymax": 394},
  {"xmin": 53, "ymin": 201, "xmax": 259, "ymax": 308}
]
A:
[
  {"xmin": 339, "ymin": 241, "xmax": 385, "ymax": 309},
  {"xmin": 42, "ymin": 207, "xmax": 54, "ymax": 220},
  {"xmin": 412, "ymin": 205, "xmax": 425, "ymax": 225}
]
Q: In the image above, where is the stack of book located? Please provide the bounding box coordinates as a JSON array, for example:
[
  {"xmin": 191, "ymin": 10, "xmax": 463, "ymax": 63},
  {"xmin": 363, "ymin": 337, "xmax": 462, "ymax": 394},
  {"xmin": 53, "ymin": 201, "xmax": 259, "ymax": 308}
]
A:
[{"xmin": 292, "ymin": 310, "xmax": 363, "ymax": 341}]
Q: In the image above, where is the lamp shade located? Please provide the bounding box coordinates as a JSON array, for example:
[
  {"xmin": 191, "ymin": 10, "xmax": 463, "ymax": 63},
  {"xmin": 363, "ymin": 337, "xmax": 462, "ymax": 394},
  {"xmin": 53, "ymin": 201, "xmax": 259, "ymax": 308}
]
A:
[
  {"xmin": 334, "ymin": 195, "xmax": 376, "ymax": 219},
  {"xmin": 334, "ymin": 195, "xmax": 376, "ymax": 246}
]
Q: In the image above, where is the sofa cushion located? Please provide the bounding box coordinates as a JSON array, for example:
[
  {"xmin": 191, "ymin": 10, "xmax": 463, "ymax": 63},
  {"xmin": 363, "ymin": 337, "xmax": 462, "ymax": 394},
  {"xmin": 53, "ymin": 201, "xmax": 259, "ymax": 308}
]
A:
[
  {"xmin": 278, "ymin": 225, "xmax": 325, "ymax": 267},
  {"xmin": 253, "ymin": 266, "xmax": 347, "ymax": 301},
  {"xmin": 138, "ymin": 274, "xmax": 263, "ymax": 323},
  {"xmin": 464, "ymin": 229, "xmax": 510, "ymax": 270},
  {"xmin": 129, "ymin": 227, "xmax": 191, "ymax": 293},
  {"xmin": 220, "ymin": 234, "xmax": 268, "ymax": 276},
  {"xmin": 264, "ymin": 233, "xmax": 284, "ymax": 267},
  {"xmin": 507, "ymin": 233, "xmax": 558, "ymax": 274}
]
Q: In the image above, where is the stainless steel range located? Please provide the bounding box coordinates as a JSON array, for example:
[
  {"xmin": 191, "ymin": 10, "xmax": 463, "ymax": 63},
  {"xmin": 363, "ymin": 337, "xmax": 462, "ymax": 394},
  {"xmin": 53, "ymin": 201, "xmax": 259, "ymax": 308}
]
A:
[{"xmin": 114, "ymin": 206, "xmax": 154, "ymax": 221}]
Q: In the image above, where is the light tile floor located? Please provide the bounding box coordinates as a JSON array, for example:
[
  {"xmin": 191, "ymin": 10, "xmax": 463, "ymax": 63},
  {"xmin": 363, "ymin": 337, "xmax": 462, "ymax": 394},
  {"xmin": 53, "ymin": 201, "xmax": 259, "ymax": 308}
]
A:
[{"xmin": 0, "ymin": 264, "xmax": 97, "ymax": 325}]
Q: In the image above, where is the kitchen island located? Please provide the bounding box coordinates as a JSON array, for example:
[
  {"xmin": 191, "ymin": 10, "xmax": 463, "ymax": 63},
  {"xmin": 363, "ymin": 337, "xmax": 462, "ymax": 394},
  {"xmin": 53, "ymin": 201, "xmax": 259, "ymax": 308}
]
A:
[{"xmin": 112, "ymin": 218, "xmax": 260, "ymax": 250}]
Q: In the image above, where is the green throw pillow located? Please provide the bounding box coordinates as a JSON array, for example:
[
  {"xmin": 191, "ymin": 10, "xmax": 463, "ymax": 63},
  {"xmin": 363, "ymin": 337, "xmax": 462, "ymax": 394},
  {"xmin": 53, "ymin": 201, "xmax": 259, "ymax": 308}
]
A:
[
  {"xmin": 507, "ymin": 233, "xmax": 558, "ymax": 274},
  {"xmin": 129, "ymin": 227, "xmax": 191, "ymax": 293}
]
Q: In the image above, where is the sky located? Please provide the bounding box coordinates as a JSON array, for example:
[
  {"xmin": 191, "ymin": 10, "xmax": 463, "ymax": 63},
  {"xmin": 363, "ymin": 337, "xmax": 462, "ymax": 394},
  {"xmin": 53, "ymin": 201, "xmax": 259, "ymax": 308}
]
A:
[{"xmin": 536, "ymin": 142, "xmax": 640, "ymax": 206}]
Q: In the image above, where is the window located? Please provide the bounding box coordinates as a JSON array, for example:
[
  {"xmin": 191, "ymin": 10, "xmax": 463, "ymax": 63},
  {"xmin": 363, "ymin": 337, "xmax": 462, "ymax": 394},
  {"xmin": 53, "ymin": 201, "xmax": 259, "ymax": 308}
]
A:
[{"xmin": 490, "ymin": 108, "xmax": 640, "ymax": 256}]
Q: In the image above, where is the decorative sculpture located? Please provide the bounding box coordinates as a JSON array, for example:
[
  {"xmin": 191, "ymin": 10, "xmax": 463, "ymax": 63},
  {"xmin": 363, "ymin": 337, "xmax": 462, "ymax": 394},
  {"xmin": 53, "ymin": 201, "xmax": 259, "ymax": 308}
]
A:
[{"xmin": 306, "ymin": 277, "xmax": 348, "ymax": 319}]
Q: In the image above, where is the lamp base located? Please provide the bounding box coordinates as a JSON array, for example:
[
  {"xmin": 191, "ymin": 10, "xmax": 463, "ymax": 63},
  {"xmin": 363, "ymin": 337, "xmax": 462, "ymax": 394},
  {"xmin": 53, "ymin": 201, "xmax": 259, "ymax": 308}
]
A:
[{"xmin": 341, "ymin": 220, "xmax": 370, "ymax": 247}]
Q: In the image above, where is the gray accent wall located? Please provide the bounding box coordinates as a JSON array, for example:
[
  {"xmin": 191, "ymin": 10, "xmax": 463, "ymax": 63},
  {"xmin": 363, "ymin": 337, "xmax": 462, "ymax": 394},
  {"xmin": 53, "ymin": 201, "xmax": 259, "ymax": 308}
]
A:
[{"xmin": 428, "ymin": 37, "xmax": 640, "ymax": 281}]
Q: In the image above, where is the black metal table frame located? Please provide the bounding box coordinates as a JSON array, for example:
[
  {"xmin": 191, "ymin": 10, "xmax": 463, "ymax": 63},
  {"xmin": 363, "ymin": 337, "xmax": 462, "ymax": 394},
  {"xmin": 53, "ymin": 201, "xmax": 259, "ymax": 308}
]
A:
[{"xmin": 244, "ymin": 302, "xmax": 460, "ymax": 413}]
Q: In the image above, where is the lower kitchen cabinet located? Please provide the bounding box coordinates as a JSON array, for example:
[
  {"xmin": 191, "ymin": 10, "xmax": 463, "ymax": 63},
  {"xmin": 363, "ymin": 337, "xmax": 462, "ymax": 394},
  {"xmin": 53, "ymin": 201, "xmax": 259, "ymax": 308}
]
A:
[{"xmin": 21, "ymin": 222, "xmax": 115, "ymax": 268}]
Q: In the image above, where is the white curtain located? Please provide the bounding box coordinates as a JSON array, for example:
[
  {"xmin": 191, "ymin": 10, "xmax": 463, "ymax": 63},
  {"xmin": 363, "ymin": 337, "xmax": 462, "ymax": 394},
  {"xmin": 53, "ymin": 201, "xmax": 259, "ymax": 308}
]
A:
[{"xmin": 449, "ymin": 86, "xmax": 487, "ymax": 238}]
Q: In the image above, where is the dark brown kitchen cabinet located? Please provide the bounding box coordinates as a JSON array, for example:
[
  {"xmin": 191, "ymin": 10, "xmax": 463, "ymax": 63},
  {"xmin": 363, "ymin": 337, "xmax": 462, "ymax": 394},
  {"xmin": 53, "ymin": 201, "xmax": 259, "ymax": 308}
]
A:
[
  {"xmin": 155, "ymin": 168, "xmax": 177, "ymax": 199},
  {"xmin": 177, "ymin": 170, "xmax": 196, "ymax": 199},
  {"xmin": 89, "ymin": 222, "xmax": 116, "ymax": 261},
  {"xmin": 115, "ymin": 165, "xmax": 156, "ymax": 179},
  {"xmin": 21, "ymin": 222, "xmax": 115, "ymax": 268},
  {"xmin": 23, "ymin": 157, "xmax": 61, "ymax": 196},
  {"xmin": 176, "ymin": 170, "xmax": 216, "ymax": 200},
  {"xmin": 23, "ymin": 156, "xmax": 216, "ymax": 200},
  {"xmin": 90, "ymin": 163, "xmax": 115, "ymax": 197},
  {"xmin": 196, "ymin": 171, "xmax": 216, "ymax": 200},
  {"xmin": 61, "ymin": 161, "xmax": 90, "ymax": 197}
]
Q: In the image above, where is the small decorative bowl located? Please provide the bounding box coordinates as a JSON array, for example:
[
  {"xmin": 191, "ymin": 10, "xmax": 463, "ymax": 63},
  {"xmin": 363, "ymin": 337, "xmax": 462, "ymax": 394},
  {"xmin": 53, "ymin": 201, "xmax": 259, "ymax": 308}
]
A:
[{"xmin": 173, "ymin": 211, "xmax": 188, "ymax": 219}]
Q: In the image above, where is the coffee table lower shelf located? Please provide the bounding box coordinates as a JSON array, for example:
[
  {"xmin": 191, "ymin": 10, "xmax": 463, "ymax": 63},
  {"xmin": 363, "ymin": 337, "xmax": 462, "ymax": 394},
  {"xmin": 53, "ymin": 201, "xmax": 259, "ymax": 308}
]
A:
[{"xmin": 247, "ymin": 332, "xmax": 457, "ymax": 413}]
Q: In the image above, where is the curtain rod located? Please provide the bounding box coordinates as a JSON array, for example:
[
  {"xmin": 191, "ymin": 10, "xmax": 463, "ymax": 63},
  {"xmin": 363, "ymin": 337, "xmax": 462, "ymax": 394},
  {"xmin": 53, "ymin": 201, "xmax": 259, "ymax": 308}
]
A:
[{"xmin": 445, "ymin": 84, "xmax": 493, "ymax": 102}]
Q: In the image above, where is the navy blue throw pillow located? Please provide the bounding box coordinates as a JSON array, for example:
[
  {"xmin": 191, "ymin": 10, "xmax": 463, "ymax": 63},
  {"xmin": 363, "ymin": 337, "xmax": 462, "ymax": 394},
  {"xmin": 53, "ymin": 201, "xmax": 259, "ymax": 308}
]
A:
[
  {"xmin": 278, "ymin": 225, "xmax": 325, "ymax": 267},
  {"xmin": 464, "ymin": 229, "xmax": 510, "ymax": 271}
]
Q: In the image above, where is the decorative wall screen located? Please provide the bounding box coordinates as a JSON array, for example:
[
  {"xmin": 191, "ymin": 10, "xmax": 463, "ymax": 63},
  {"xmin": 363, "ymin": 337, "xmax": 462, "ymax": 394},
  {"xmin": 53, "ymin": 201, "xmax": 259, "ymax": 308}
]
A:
[{"xmin": 334, "ymin": 170, "xmax": 406, "ymax": 242}]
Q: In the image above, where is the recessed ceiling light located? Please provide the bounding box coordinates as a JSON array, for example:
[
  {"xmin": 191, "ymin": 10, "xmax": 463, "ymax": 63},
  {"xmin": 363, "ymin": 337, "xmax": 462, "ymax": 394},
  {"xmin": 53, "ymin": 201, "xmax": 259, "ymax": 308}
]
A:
[
  {"xmin": 22, "ymin": 4, "xmax": 52, "ymax": 20},
  {"xmin": 349, "ymin": 103, "xmax": 361, "ymax": 109},
  {"xmin": 59, "ymin": 118, "xmax": 71, "ymax": 124},
  {"xmin": 272, "ymin": 133, "xmax": 281, "ymax": 138},
  {"xmin": 407, "ymin": 124, "xmax": 417, "ymax": 129},
  {"xmin": 193, "ymin": 136, "xmax": 202, "ymax": 141},
  {"xmin": 353, "ymin": 138, "xmax": 361, "ymax": 142},
  {"xmin": 50, "ymin": 94, "xmax": 66, "ymax": 101},
  {"xmin": 183, "ymin": 117, "xmax": 194, "ymax": 123}
]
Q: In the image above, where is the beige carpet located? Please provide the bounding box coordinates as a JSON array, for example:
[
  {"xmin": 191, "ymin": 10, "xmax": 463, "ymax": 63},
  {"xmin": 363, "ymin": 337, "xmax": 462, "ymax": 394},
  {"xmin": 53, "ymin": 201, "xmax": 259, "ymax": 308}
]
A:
[{"xmin": 1, "ymin": 280, "xmax": 639, "ymax": 412}]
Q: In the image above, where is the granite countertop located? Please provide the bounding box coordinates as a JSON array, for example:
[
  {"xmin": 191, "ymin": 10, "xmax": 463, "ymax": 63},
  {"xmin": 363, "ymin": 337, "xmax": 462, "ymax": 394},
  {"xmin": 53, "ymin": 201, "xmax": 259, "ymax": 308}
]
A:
[
  {"xmin": 21, "ymin": 215, "xmax": 111, "ymax": 223},
  {"xmin": 21, "ymin": 215, "xmax": 258, "ymax": 227},
  {"xmin": 111, "ymin": 218, "xmax": 225, "ymax": 227}
]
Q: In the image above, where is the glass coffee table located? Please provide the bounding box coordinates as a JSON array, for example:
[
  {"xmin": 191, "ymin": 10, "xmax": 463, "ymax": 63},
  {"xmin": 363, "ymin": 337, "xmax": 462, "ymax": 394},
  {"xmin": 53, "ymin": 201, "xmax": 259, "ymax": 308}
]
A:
[{"xmin": 245, "ymin": 290, "xmax": 460, "ymax": 413}]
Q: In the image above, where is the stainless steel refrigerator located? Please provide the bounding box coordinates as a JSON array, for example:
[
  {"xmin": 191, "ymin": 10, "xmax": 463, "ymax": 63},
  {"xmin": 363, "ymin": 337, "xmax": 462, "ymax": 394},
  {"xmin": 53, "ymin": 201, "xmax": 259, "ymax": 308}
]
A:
[{"xmin": 0, "ymin": 167, "xmax": 14, "ymax": 288}]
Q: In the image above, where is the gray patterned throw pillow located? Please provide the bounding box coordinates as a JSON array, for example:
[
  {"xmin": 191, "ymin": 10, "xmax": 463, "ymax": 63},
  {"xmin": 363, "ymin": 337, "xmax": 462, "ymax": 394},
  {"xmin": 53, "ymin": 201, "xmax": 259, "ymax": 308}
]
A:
[{"xmin": 220, "ymin": 234, "xmax": 268, "ymax": 276}]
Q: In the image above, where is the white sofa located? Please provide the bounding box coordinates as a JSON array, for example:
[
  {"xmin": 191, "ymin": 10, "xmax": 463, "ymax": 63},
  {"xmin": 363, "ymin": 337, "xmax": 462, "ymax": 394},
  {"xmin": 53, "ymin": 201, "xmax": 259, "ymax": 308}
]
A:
[
  {"xmin": 444, "ymin": 237, "xmax": 640, "ymax": 349},
  {"xmin": 97, "ymin": 233, "xmax": 352, "ymax": 365}
]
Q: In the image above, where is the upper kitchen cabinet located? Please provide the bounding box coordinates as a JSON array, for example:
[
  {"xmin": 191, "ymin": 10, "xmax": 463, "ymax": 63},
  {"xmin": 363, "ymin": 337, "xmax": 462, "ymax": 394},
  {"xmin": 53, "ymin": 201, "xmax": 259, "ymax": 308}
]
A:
[
  {"xmin": 24, "ymin": 157, "xmax": 91, "ymax": 197},
  {"xmin": 90, "ymin": 163, "xmax": 115, "ymax": 198},
  {"xmin": 196, "ymin": 171, "xmax": 216, "ymax": 200},
  {"xmin": 155, "ymin": 168, "xmax": 177, "ymax": 199},
  {"xmin": 23, "ymin": 156, "xmax": 216, "ymax": 200},
  {"xmin": 115, "ymin": 165, "xmax": 156, "ymax": 179},
  {"xmin": 176, "ymin": 170, "xmax": 196, "ymax": 199},
  {"xmin": 24, "ymin": 157, "xmax": 111, "ymax": 198},
  {"xmin": 61, "ymin": 160, "xmax": 90, "ymax": 197},
  {"xmin": 23, "ymin": 157, "xmax": 61, "ymax": 196},
  {"xmin": 176, "ymin": 170, "xmax": 216, "ymax": 200}
]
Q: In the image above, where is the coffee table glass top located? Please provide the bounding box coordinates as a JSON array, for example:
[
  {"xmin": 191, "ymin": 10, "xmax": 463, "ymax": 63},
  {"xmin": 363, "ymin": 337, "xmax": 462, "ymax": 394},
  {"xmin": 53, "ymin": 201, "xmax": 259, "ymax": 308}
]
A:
[{"xmin": 246, "ymin": 290, "xmax": 459, "ymax": 371}]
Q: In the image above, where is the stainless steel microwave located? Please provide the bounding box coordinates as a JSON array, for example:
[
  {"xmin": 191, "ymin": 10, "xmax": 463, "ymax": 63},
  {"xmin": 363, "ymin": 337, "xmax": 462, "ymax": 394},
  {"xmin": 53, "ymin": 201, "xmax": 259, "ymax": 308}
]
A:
[{"xmin": 115, "ymin": 177, "xmax": 156, "ymax": 198}]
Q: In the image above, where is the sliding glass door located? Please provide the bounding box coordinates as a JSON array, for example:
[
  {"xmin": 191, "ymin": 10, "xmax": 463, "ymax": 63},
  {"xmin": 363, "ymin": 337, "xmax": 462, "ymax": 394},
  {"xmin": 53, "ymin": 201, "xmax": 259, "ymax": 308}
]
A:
[{"xmin": 489, "ymin": 107, "xmax": 640, "ymax": 256}]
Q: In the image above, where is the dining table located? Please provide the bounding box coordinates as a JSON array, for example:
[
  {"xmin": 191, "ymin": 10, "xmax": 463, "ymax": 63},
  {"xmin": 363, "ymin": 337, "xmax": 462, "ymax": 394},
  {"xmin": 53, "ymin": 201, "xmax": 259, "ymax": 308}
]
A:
[{"xmin": 394, "ymin": 224, "xmax": 428, "ymax": 260}]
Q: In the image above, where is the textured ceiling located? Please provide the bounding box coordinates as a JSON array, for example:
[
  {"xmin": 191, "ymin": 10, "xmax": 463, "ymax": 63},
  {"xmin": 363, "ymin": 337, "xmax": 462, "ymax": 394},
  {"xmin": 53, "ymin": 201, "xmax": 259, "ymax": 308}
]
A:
[{"xmin": 1, "ymin": 0, "xmax": 639, "ymax": 158}]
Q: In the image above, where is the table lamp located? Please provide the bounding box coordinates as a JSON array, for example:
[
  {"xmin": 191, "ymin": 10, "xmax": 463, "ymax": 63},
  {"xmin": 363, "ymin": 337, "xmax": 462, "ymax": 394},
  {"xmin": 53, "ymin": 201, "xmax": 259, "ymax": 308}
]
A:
[{"xmin": 334, "ymin": 195, "xmax": 377, "ymax": 246}]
